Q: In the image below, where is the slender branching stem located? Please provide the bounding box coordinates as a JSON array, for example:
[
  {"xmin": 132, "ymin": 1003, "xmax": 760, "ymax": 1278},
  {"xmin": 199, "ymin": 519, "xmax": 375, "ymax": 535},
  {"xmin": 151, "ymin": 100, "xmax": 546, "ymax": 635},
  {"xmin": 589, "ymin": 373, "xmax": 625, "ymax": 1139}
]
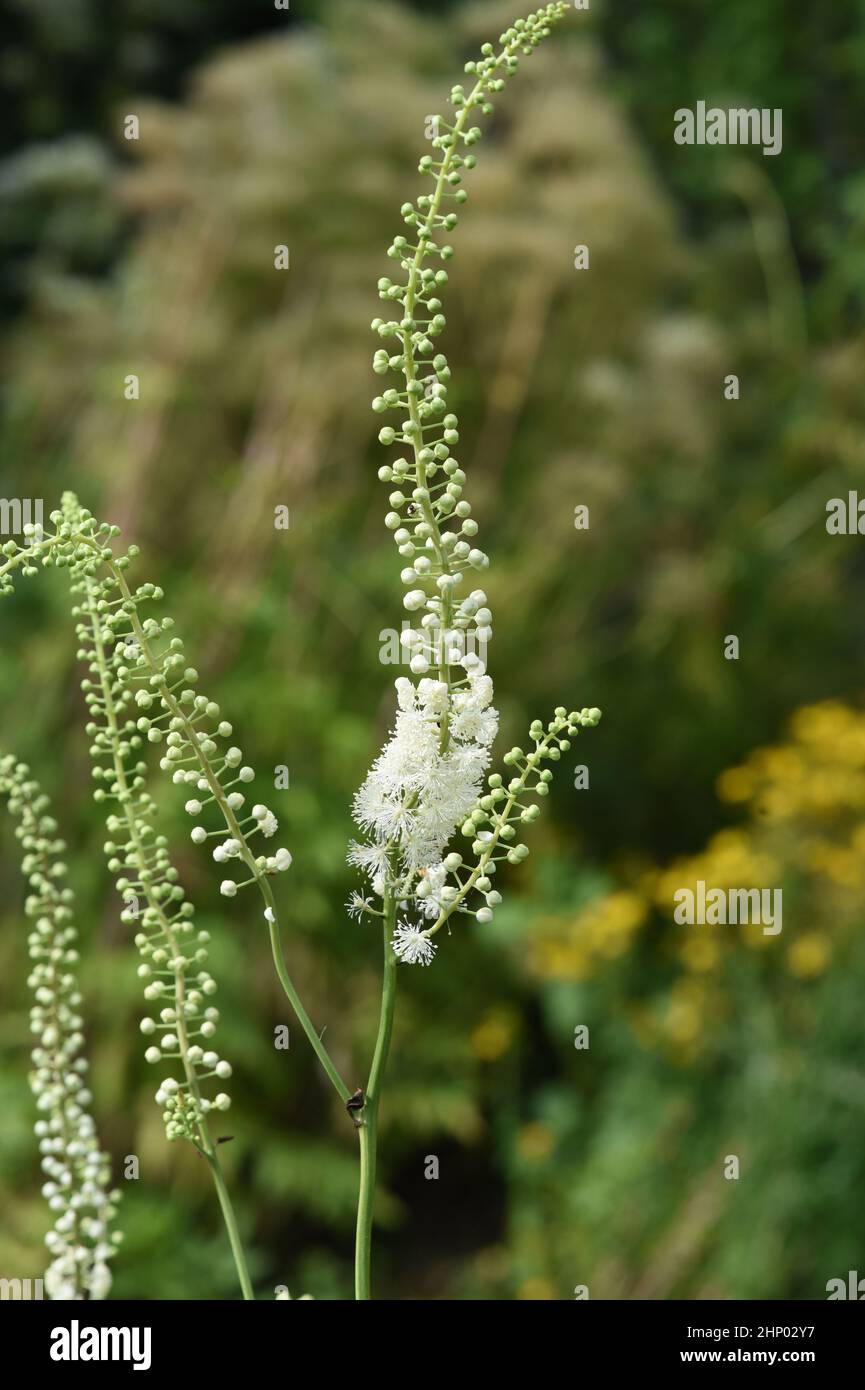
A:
[{"xmin": 355, "ymin": 892, "xmax": 398, "ymax": 1300}]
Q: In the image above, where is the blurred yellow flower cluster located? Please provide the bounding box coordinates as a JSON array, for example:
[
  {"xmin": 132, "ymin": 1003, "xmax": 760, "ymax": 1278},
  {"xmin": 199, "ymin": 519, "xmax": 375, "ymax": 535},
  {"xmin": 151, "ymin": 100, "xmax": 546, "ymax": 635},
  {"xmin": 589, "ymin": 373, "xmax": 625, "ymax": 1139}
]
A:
[
  {"xmin": 470, "ymin": 1006, "xmax": 519, "ymax": 1062},
  {"xmin": 632, "ymin": 974, "xmax": 726, "ymax": 1066},
  {"xmin": 717, "ymin": 698, "xmax": 865, "ymax": 902},
  {"xmin": 516, "ymin": 1121, "xmax": 556, "ymax": 1161},
  {"xmin": 718, "ymin": 700, "xmax": 865, "ymax": 823},
  {"xmin": 528, "ymin": 700, "xmax": 865, "ymax": 1059},
  {"xmin": 649, "ymin": 829, "xmax": 780, "ymax": 949},
  {"xmin": 528, "ymin": 891, "xmax": 647, "ymax": 982}
]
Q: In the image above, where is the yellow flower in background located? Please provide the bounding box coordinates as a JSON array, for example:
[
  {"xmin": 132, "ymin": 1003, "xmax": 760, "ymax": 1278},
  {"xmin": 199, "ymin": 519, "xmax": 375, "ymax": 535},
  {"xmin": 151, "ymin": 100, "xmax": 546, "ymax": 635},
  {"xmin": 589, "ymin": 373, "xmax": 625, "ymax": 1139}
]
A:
[
  {"xmin": 679, "ymin": 934, "xmax": 721, "ymax": 973},
  {"xmin": 716, "ymin": 764, "xmax": 756, "ymax": 804},
  {"xmin": 531, "ymin": 698, "xmax": 864, "ymax": 1059},
  {"xmin": 787, "ymin": 934, "xmax": 831, "ymax": 979},
  {"xmin": 587, "ymin": 890, "xmax": 647, "ymax": 958},
  {"xmin": 791, "ymin": 700, "xmax": 860, "ymax": 751},
  {"xmin": 805, "ymin": 839, "xmax": 863, "ymax": 890},
  {"xmin": 761, "ymin": 746, "xmax": 805, "ymax": 780},
  {"xmin": 656, "ymin": 978, "xmax": 724, "ymax": 1062},
  {"xmin": 470, "ymin": 1007, "xmax": 518, "ymax": 1062},
  {"xmin": 528, "ymin": 935, "xmax": 590, "ymax": 981},
  {"xmin": 716, "ymin": 702, "xmax": 865, "ymax": 822},
  {"xmin": 517, "ymin": 1122, "xmax": 556, "ymax": 1160},
  {"xmin": 528, "ymin": 891, "xmax": 647, "ymax": 982},
  {"xmin": 654, "ymin": 829, "xmax": 778, "ymax": 912}
]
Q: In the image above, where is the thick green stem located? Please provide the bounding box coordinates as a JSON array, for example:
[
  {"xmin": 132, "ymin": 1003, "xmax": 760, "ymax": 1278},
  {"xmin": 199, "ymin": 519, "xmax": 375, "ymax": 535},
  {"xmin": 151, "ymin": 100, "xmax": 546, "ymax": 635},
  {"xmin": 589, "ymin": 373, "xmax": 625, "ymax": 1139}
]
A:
[
  {"xmin": 355, "ymin": 895, "xmax": 398, "ymax": 1300},
  {"xmin": 354, "ymin": 1124, "xmax": 376, "ymax": 1302}
]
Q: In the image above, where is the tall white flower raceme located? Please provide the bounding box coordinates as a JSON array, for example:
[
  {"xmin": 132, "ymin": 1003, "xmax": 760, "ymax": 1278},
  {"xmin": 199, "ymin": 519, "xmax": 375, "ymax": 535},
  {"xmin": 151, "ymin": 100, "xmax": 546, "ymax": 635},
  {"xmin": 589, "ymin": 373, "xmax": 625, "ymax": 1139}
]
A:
[
  {"xmin": 348, "ymin": 2, "xmax": 599, "ymax": 965},
  {"xmin": 0, "ymin": 755, "xmax": 121, "ymax": 1299}
]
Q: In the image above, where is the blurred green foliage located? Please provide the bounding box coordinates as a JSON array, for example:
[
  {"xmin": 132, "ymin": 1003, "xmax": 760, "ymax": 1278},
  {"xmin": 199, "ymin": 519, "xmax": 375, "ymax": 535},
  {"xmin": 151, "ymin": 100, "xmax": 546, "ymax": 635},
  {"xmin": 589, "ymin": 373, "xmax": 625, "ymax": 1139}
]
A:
[{"xmin": 1, "ymin": 0, "xmax": 864, "ymax": 1299}]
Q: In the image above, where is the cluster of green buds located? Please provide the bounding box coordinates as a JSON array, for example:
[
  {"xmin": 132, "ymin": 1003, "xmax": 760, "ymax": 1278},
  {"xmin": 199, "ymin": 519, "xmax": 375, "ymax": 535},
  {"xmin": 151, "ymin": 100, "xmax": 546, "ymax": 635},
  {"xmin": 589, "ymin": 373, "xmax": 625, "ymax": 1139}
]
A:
[
  {"xmin": 390, "ymin": 709, "xmax": 601, "ymax": 965},
  {"xmin": 1, "ymin": 494, "xmax": 314, "ymax": 1297},
  {"xmin": 67, "ymin": 530, "xmax": 238, "ymax": 1142},
  {"xmin": 0, "ymin": 495, "xmax": 294, "ymax": 1142},
  {"xmin": 370, "ymin": 4, "xmax": 572, "ymax": 673},
  {"xmin": 451, "ymin": 707, "xmax": 601, "ymax": 924},
  {"xmin": 0, "ymin": 755, "xmax": 121, "ymax": 1299}
]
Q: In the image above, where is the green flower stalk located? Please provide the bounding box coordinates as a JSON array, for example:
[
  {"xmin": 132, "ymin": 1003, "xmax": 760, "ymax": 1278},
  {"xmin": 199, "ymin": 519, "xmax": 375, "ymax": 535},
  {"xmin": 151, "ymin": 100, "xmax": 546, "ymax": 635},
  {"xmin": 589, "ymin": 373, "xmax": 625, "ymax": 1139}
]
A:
[
  {"xmin": 74, "ymin": 578, "xmax": 234, "ymax": 1139},
  {"xmin": 2, "ymin": 501, "xmax": 259, "ymax": 1296},
  {"xmin": 1, "ymin": 496, "xmax": 352, "ymax": 1297},
  {"xmin": 348, "ymin": 2, "xmax": 601, "ymax": 1298},
  {"xmin": 66, "ymin": 499, "xmax": 350, "ymax": 1107},
  {"xmin": 0, "ymin": 755, "xmax": 120, "ymax": 1299}
]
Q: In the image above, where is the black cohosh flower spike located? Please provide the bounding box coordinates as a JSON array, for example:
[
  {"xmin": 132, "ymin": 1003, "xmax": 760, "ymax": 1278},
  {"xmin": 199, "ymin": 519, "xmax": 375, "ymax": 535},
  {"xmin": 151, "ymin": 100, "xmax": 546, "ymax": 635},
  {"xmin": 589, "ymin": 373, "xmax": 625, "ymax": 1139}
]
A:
[
  {"xmin": 0, "ymin": 492, "xmax": 306, "ymax": 1297},
  {"xmin": 0, "ymin": 755, "xmax": 121, "ymax": 1299},
  {"xmin": 350, "ymin": 3, "xmax": 600, "ymax": 966}
]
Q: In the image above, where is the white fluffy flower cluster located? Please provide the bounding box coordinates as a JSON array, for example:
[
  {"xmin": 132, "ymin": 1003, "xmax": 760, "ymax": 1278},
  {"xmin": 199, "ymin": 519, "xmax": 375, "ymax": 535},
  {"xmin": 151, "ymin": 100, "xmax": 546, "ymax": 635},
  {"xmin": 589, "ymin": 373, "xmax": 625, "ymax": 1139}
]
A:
[
  {"xmin": 349, "ymin": 670, "xmax": 498, "ymax": 896},
  {"xmin": 392, "ymin": 921, "xmax": 437, "ymax": 966}
]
